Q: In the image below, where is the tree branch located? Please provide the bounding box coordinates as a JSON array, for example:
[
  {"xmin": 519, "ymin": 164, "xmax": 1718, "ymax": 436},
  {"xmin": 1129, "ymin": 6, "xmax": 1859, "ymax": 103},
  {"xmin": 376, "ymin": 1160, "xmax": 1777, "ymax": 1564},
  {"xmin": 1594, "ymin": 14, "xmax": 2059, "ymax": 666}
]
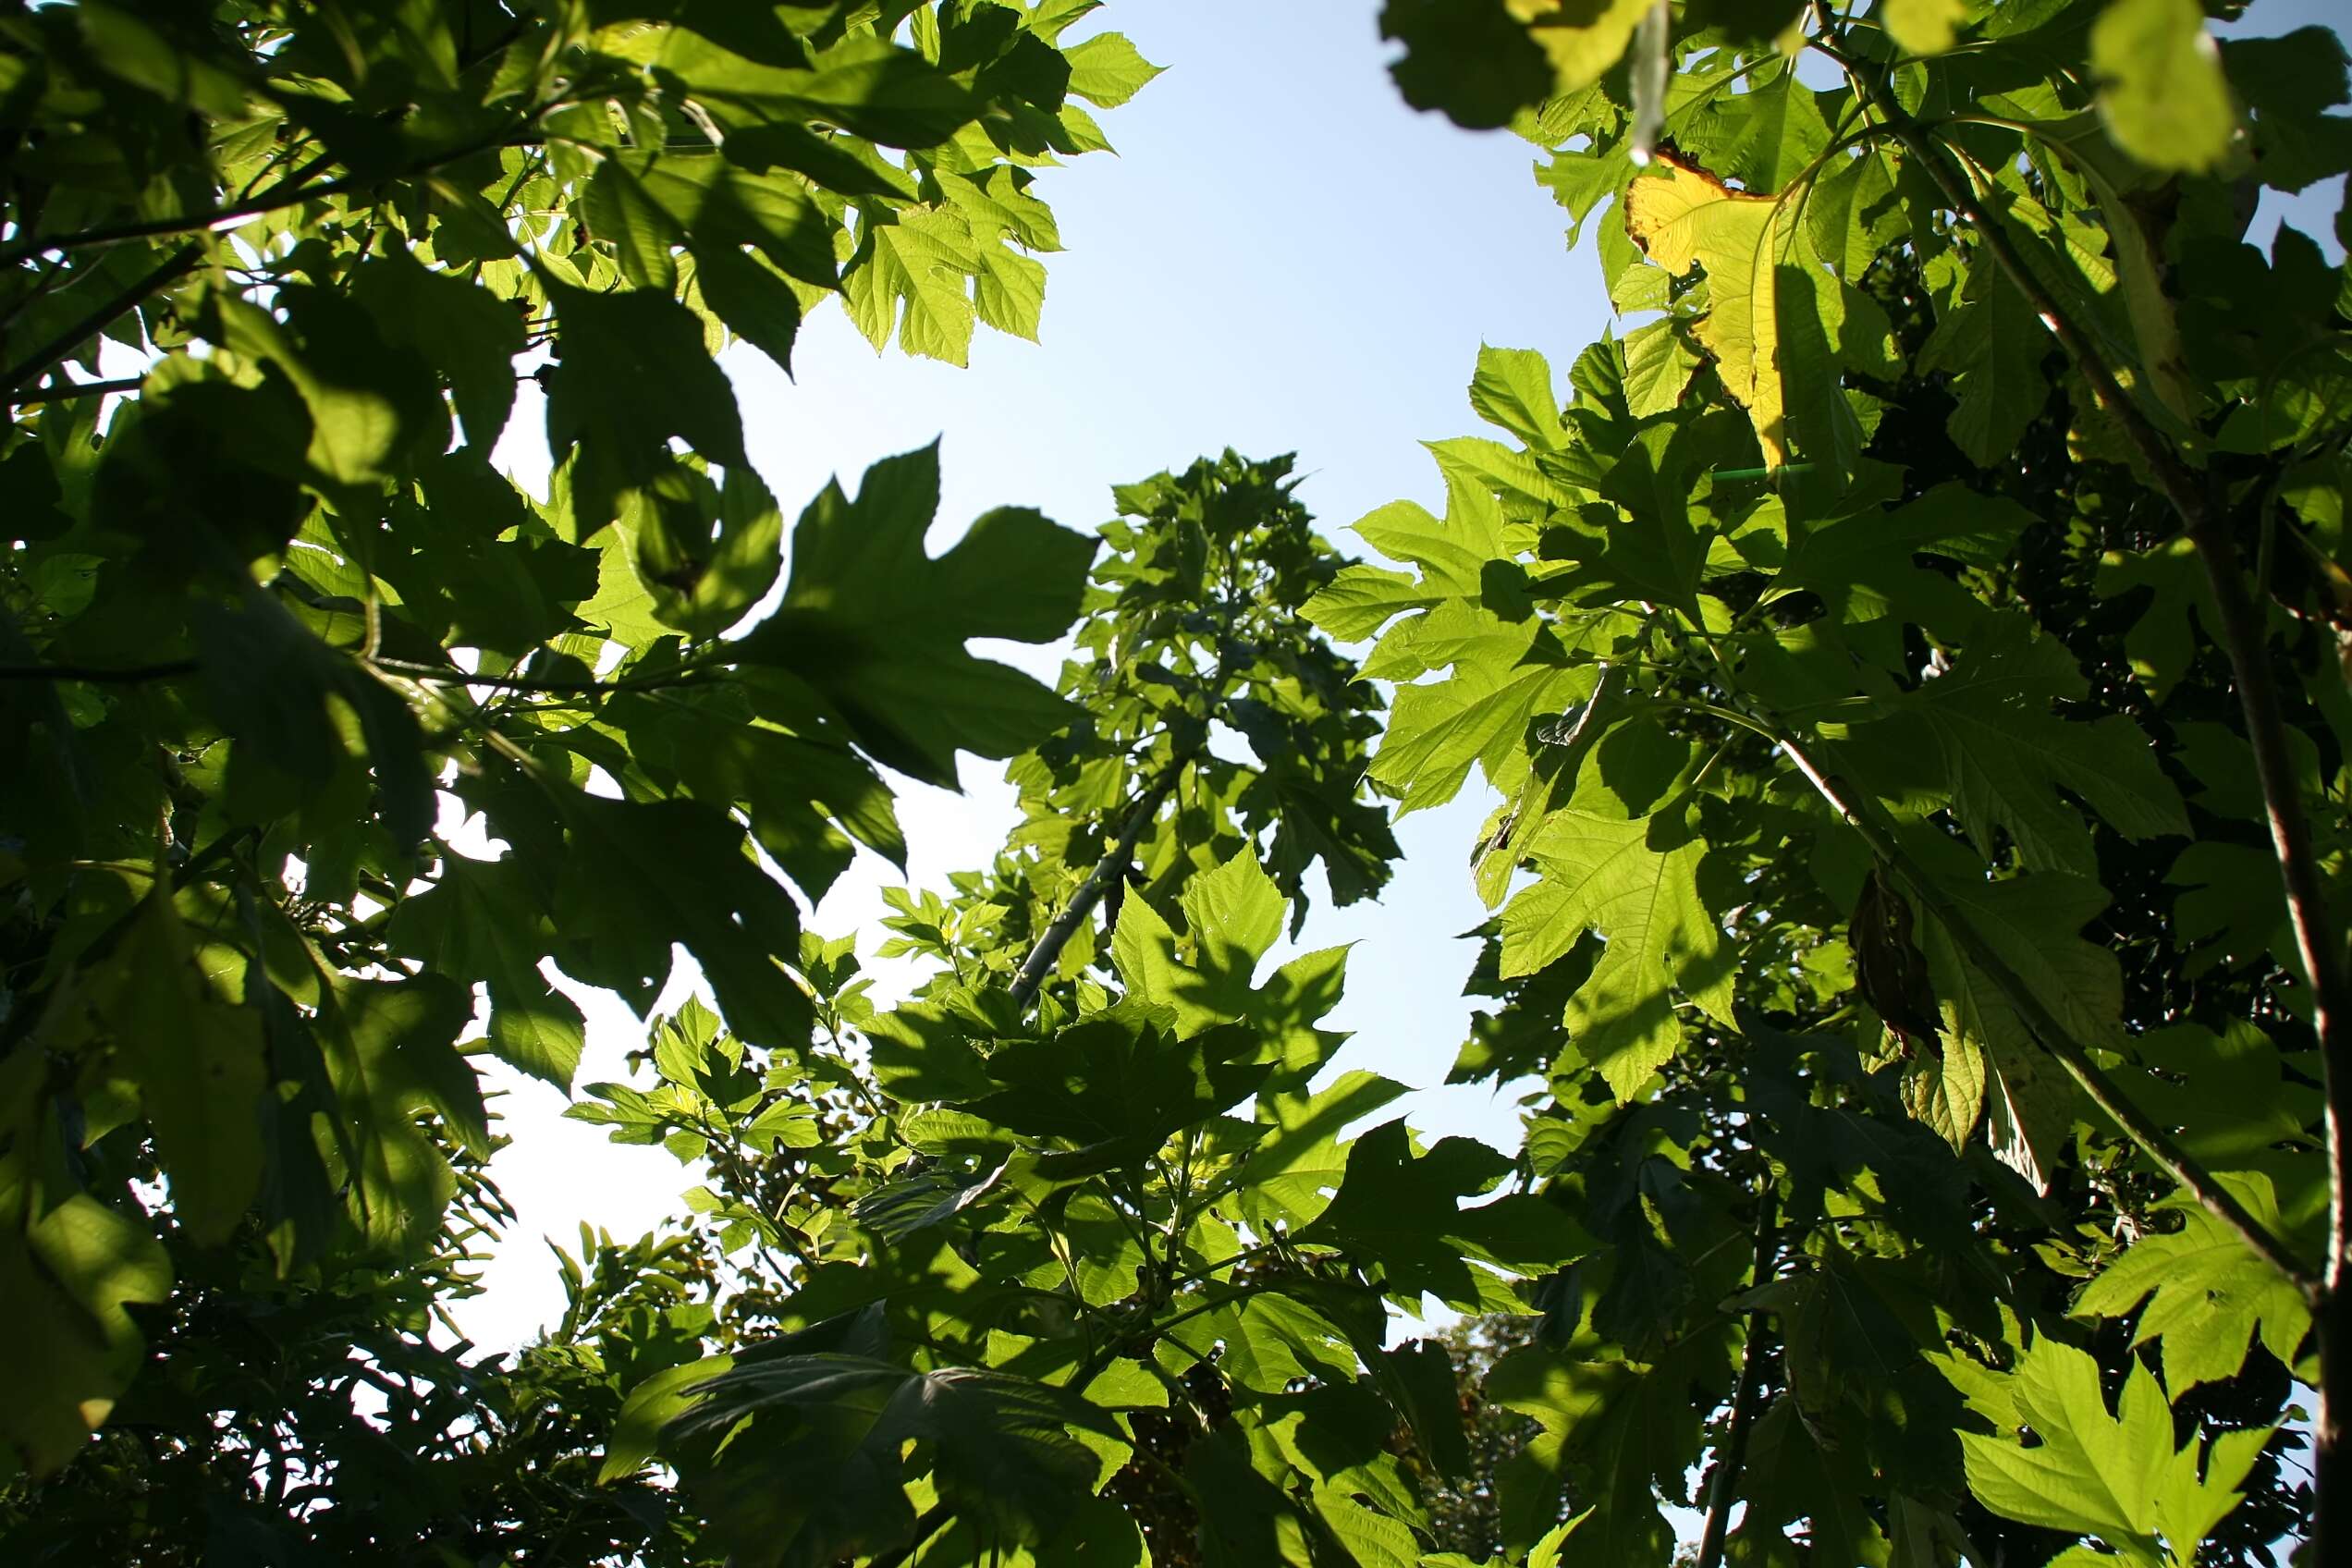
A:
[
  {"xmin": 1008, "ymin": 746, "xmax": 1198, "ymax": 1009},
  {"xmin": 1695, "ymin": 1183, "xmax": 1780, "ymax": 1568},
  {"xmin": 12, "ymin": 374, "xmax": 146, "ymax": 406},
  {"xmin": 1778, "ymin": 734, "xmax": 2317, "ymax": 1294},
  {"xmin": 1813, "ymin": 12, "xmax": 2352, "ymax": 1538},
  {"xmin": 0, "ymin": 242, "xmax": 203, "ymax": 401},
  {"xmin": 0, "ymin": 654, "xmax": 723, "ymax": 696},
  {"xmin": 0, "ymin": 127, "xmax": 511, "ymax": 267}
]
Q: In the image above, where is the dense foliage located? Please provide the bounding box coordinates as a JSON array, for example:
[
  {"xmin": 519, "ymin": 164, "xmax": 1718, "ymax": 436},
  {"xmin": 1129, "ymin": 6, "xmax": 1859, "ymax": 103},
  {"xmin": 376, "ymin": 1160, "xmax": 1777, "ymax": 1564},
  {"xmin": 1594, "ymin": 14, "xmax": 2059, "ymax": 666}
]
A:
[
  {"xmin": 4, "ymin": 1, "xmax": 2350, "ymax": 1566},
  {"xmin": 1345, "ymin": 0, "xmax": 2352, "ymax": 1562}
]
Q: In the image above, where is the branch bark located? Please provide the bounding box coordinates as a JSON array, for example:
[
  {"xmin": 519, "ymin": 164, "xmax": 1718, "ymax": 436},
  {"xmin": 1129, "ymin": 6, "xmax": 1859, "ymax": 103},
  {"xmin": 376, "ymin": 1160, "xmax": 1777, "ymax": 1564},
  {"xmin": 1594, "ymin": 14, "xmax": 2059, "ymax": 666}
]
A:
[{"xmin": 1008, "ymin": 748, "xmax": 1197, "ymax": 1009}]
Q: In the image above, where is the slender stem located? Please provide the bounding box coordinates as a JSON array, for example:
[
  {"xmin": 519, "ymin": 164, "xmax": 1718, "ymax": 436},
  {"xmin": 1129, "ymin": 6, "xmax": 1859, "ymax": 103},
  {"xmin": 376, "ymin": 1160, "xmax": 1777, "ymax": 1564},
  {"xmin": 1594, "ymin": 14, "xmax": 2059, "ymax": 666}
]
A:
[
  {"xmin": 13, "ymin": 374, "xmax": 145, "ymax": 406},
  {"xmin": 1007, "ymin": 747, "xmax": 1198, "ymax": 1009},
  {"xmin": 1695, "ymin": 1183, "xmax": 1780, "ymax": 1568},
  {"xmin": 0, "ymin": 242, "xmax": 203, "ymax": 400},
  {"xmin": 0, "ymin": 129, "xmax": 507, "ymax": 266},
  {"xmin": 1778, "ymin": 734, "xmax": 2314, "ymax": 1293}
]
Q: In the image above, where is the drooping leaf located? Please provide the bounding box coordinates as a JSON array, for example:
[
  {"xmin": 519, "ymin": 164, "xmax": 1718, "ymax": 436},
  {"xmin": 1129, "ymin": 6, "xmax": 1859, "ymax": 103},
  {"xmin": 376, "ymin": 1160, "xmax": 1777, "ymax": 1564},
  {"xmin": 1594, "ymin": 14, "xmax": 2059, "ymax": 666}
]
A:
[
  {"xmin": 387, "ymin": 854, "xmax": 586, "ymax": 1091},
  {"xmin": 59, "ymin": 891, "xmax": 265, "ymax": 1243}
]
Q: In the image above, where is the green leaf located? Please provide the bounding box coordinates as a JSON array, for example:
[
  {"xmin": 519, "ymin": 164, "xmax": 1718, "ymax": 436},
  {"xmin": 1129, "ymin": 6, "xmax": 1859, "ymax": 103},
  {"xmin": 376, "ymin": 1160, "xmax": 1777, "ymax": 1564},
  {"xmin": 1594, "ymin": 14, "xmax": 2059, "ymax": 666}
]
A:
[
  {"xmin": 387, "ymin": 855, "xmax": 584, "ymax": 1091},
  {"xmin": 1231, "ymin": 1069, "xmax": 1411, "ymax": 1228},
  {"xmin": 349, "ymin": 249, "xmax": 527, "ymax": 451},
  {"xmin": 1469, "ymin": 345, "xmax": 1565, "ymax": 450},
  {"xmin": 1375, "ymin": 1339, "xmax": 1473, "ymax": 1479},
  {"xmin": 193, "ymin": 590, "xmax": 435, "ymax": 847},
  {"xmin": 1486, "ymin": 1336, "xmax": 1733, "ymax": 1559},
  {"xmin": 1954, "ymin": 1334, "xmax": 2265, "ymax": 1562},
  {"xmin": 659, "ymin": 1354, "xmax": 1120, "ymax": 1568},
  {"xmin": 2095, "ymin": 534, "xmax": 2217, "ymax": 703},
  {"xmin": 1370, "ymin": 635, "xmax": 1590, "ymax": 814},
  {"xmin": 1917, "ymin": 254, "xmax": 2053, "ymax": 468},
  {"xmin": 208, "ymin": 290, "xmax": 448, "ymax": 490},
  {"xmin": 1501, "ymin": 804, "xmax": 1734, "ymax": 1100},
  {"xmin": 1304, "ymin": 562, "xmax": 1441, "ymax": 642},
  {"xmin": 1881, "ymin": 0, "xmax": 1966, "ymax": 55},
  {"xmin": 1188, "ymin": 1425, "xmax": 1318, "ymax": 1566},
  {"xmin": 1300, "ymin": 1121, "xmax": 1590, "ymax": 1305},
  {"xmin": 639, "ymin": 707, "xmax": 906, "ymax": 901},
  {"xmin": 842, "ymin": 210, "xmax": 980, "ymax": 365},
  {"xmin": 658, "ymin": 29, "xmax": 982, "ymax": 149},
  {"xmin": 2091, "ymin": 0, "xmax": 2236, "ymax": 174},
  {"xmin": 68, "ymin": 891, "xmax": 265, "ymax": 1243},
  {"xmin": 1917, "ymin": 870, "xmax": 2116, "ymax": 1193},
  {"xmin": 315, "ymin": 974, "xmax": 484, "ymax": 1258},
  {"xmin": 620, "ymin": 459, "xmax": 785, "ymax": 640},
  {"xmin": 1620, "ymin": 319, "xmax": 1700, "ymax": 420},
  {"xmin": 542, "ymin": 278, "xmax": 749, "ymax": 536},
  {"xmin": 2073, "ymin": 1172, "xmax": 2313, "ymax": 1391},
  {"xmin": 2115, "ymin": 1021, "xmax": 2326, "ymax": 1254},
  {"xmin": 1839, "ymin": 618, "xmax": 2188, "ymax": 875},
  {"xmin": 968, "ymin": 1005, "xmax": 1269, "ymax": 1153},
  {"xmin": 733, "ymin": 444, "xmax": 1093, "ymax": 785},
  {"xmin": 552, "ymin": 792, "xmax": 810, "ymax": 1050},
  {"xmin": 1732, "ymin": 1396, "xmax": 1895, "ymax": 1564},
  {"xmin": 1064, "ymin": 33, "xmax": 1162, "ymax": 108},
  {"xmin": 1379, "ymin": 0, "xmax": 1563, "ymax": 131},
  {"xmin": 0, "ymin": 1050, "xmax": 174, "ymax": 1479}
]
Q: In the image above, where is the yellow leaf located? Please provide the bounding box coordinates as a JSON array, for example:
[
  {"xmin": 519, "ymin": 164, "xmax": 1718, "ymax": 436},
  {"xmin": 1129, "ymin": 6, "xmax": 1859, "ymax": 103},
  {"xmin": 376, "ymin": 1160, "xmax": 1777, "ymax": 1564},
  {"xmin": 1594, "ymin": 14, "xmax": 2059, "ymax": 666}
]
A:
[{"xmin": 1623, "ymin": 154, "xmax": 1798, "ymax": 465}]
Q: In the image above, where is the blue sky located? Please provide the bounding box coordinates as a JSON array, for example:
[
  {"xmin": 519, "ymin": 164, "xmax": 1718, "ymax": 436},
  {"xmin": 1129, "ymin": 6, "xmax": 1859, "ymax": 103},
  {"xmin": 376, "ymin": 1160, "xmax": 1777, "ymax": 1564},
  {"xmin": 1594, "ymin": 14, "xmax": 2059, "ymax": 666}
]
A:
[{"xmin": 459, "ymin": 0, "xmax": 2350, "ymax": 1369}]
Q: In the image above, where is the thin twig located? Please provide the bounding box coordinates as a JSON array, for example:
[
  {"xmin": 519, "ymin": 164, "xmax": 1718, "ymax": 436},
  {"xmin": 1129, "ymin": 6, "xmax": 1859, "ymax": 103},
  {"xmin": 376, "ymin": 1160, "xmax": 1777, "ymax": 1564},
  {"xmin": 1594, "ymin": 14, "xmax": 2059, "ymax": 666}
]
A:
[
  {"xmin": 0, "ymin": 127, "xmax": 513, "ymax": 267},
  {"xmin": 0, "ymin": 243, "xmax": 202, "ymax": 400},
  {"xmin": 12, "ymin": 374, "xmax": 145, "ymax": 406}
]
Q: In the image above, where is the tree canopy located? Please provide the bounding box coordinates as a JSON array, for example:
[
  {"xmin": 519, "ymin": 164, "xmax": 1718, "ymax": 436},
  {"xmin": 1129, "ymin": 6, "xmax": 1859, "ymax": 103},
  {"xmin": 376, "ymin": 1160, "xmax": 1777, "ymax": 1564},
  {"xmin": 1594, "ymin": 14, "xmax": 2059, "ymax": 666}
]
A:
[{"xmin": 4, "ymin": 1, "xmax": 2351, "ymax": 1566}]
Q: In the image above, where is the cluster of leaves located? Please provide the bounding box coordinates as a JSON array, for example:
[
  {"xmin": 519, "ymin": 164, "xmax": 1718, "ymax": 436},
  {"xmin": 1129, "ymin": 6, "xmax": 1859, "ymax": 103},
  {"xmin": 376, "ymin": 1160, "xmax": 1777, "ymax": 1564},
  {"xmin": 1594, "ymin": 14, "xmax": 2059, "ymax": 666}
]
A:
[
  {"xmin": 1318, "ymin": 0, "xmax": 2351, "ymax": 1562},
  {"xmin": 567, "ymin": 462, "xmax": 1586, "ymax": 1567},
  {"xmin": 0, "ymin": 0, "xmax": 1167, "ymax": 1550},
  {"xmin": 9, "ymin": 1, "xmax": 2352, "ymax": 1565},
  {"xmin": 873, "ymin": 450, "xmax": 1400, "ymax": 999}
]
